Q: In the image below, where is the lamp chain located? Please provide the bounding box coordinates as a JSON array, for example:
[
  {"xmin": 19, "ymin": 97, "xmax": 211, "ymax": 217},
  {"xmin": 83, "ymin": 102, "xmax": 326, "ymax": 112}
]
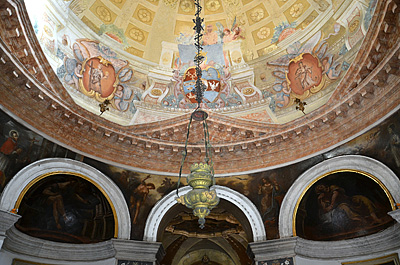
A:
[
  {"xmin": 193, "ymin": 0, "xmax": 206, "ymax": 107},
  {"xmin": 176, "ymin": 114, "xmax": 193, "ymax": 197},
  {"xmin": 176, "ymin": 0, "xmax": 215, "ymax": 197}
]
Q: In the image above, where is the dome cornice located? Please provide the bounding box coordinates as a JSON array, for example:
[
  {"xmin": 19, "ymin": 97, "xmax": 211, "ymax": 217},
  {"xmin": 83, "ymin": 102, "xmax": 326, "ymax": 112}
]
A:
[{"xmin": 0, "ymin": 0, "xmax": 399, "ymax": 175}]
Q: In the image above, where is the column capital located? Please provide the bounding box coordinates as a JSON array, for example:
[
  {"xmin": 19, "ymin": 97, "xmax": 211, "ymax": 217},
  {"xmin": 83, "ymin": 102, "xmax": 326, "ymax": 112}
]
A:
[
  {"xmin": 112, "ymin": 239, "xmax": 165, "ymax": 265},
  {"xmin": 388, "ymin": 209, "xmax": 400, "ymax": 223}
]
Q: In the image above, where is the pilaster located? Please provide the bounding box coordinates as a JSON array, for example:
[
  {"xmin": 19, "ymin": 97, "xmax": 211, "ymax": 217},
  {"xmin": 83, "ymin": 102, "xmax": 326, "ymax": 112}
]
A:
[
  {"xmin": 112, "ymin": 239, "xmax": 165, "ymax": 265},
  {"xmin": 388, "ymin": 209, "xmax": 400, "ymax": 223},
  {"xmin": 0, "ymin": 209, "xmax": 20, "ymax": 249},
  {"xmin": 248, "ymin": 237, "xmax": 297, "ymax": 264}
]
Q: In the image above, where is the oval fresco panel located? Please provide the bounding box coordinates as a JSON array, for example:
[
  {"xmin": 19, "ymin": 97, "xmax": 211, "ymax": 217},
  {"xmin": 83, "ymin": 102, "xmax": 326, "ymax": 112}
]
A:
[
  {"xmin": 16, "ymin": 174, "xmax": 115, "ymax": 244},
  {"xmin": 295, "ymin": 171, "xmax": 394, "ymax": 241}
]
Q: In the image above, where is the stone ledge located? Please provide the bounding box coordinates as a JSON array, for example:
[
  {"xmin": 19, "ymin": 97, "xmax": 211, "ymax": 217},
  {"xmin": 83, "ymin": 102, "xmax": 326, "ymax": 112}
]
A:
[
  {"xmin": 248, "ymin": 224, "xmax": 400, "ymax": 261},
  {"xmin": 112, "ymin": 239, "xmax": 165, "ymax": 262},
  {"xmin": 248, "ymin": 236, "xmax": 297, "ymax": 261},
  {"xmin": 3, "ymin": 226, "xmax": 116, "ymax": 261},
  {"xmin": 295, "ymin": 223, "xmax": 400, "ymax": 259},
  {"xmin": 0, "ymin": 210, "xmax": 20, "ymax": 236}
]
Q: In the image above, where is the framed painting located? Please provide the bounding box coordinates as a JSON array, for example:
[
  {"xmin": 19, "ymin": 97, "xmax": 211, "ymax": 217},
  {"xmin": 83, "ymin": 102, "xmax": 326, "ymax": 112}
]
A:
[
  {"xmin": 342, "ymin": 253, "xmax": 400, "ymax": 265},
  {"xmin": 16, "ymin": 173, "xmax": 115, "ymax": 244},
  {"xmin": 294, "ymin": 170, "xmax": 394, "ymax": 241}
]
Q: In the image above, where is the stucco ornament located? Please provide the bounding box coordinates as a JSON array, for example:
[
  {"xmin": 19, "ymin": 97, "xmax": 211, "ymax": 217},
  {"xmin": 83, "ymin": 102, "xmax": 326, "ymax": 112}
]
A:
[
  {"xmin": 129, "ymin": 28, "xmax": 144, "ymax": 42},
  {"xmin": 290, "ymin": 3, "xmax": 304, "ymax": 18},
  {"xmin": 206, "ymin": 0, "xmax": 221, "ymax": 12},
  {"xmin": 96, "ymin": 6, "xmax": 112, "ymax": 22},
  {"xmin": 257, "ymin": 27, "xmax": 271, "ymax": 39},
  {"xmin": 163, "ymin": 0, "xmax": 179, "ymax": 8},
  {"xmin": 250, "ymin": 7, "xmax": 265, "ymax": 22},
  {"xmin": 180, "ymin": 0, "xmax": 194, "ymax": 12},
  {"xmin": 138, "ymin": 8, "xmax": 152, "ymax": 23}
]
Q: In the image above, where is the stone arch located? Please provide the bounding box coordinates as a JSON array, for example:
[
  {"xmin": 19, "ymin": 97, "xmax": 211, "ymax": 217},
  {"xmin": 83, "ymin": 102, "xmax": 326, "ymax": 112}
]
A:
[
  {"xmin": 144, "ymin": 185, "xmax": 266, "ymax": 242},
  {"xmin": 279, "ymin": 155, "xmax": 400, "ymax": 238},
  {"xmin": 0, "ymin": 158, "xmax": 131, "ymax": 239}
]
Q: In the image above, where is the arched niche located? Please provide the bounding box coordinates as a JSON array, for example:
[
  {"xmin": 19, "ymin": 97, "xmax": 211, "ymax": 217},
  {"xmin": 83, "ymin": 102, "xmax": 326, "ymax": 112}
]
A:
[
  {"xmin": 0, "ymin": 158, "xmax": 131, "ymax": 239},
  {"xmin": 279, "ymin": 155, "xmax": 400, "ymax": 238},
  {"xmin": 144, "ymin": 185, "xmax": 266, "ymax": 242}
]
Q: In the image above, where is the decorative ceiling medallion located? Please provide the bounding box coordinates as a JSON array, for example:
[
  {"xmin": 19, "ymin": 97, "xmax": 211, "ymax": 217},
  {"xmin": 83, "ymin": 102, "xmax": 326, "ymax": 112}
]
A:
[
  {"xmin": 205, "ymin": 0, "xmax": 221, "ymax": 12},
  {"xmin": 125, "ymin": 24, "xmax": 148, "ymax": 44},
  {"xmin": 250, "ymin": 7, "xmax": 265, "ymax": 22},
  {"xmin": 252, "ymin": 22, "xmax": 274, "ymax": 45},
  {"xmin": 80, "ymin": 57, "xmax": 118, "ymax": 100},
  {"xmin": 286, "ymin": 53, "xmax": 324, "ymax": 96},
  {"xmin": 290, "ymin": 3, "xmax": 304, "ymax": 18},
  {"xmin": 110, "ymin": 0, "xmax": 126, "ymax": 8},
  {"xmin": 96, "ymin": 6, "xmax": 112, "ymax": 22},
  {"xmin": 257, "ymin": 26, "xmax": 271, "ymax": 39},
  {"xmin": 137, "ymin": 8, "xmax": 152, "ymax": 23},
  {"xmin": 129, "ymin": 28, "xmax": 145, "ymax": 42},
  {"xmin": 246, "ymin": 4, "xmax": 268, "ymax": 25},
  {"xmin": 90, "ymin": 0, "xmax": 117, "ymax": 24},
  {"xmin": 163, "ymin": 0, "xmax": 179, "ymax": 8},
  {"xmin": 222, "ymin": 0, "xmax": 240, "ymax": 7},
  {"xmin": 180, "ymin": 0, "xmax": 195, "ymax": 13}
]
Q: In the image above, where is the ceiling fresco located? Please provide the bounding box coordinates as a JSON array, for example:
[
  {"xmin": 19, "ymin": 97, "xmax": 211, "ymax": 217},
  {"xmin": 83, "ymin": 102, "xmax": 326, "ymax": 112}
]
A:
[{"xmin": 25, "ymin": 0, "xmax": 377, "ymax": 125}]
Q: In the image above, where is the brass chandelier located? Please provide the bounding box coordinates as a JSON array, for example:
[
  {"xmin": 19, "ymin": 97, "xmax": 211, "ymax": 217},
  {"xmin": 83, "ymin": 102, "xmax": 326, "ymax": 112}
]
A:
[{"xmin": 176, "ymin": 0, "xmax": 219, "ymax": 229}]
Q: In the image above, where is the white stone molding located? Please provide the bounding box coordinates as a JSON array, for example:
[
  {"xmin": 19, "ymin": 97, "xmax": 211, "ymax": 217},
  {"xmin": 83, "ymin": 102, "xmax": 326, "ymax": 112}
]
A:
[
  {"xmin": 279, "ymin": 155, "xmax": 400, "ymax": 238},
  {"xmin": 295, "ymin": 223, "xmax": 400, "ymax": 259},
  {"xmin": 0, "ymin": 210, "xmax": 20, "ymax": 249},
  {"xmin": 248, "ymin": 237, "xmax": 298, "ymax": 261},
  {"xmin": 0, "ymin": 158, "xmax": 131, "ymax": 239},
  {"xmin": 112, "ymin": 239, "xmax": 165, "ymax": 263},
  {"xmin": 248, "ymin": 223, "xmax": 400, "ymax": 260},
  {"xmin": 144, "ymin": 185, "xmax": 266, "ymax": 242},
  {"xmin": 0, "ymin": 210, "xmax": 20, "ymax": 236},
  {"xmin": 3, "ymin": 226, "xmax": 115, "ymax": 261},
  {"xmin": 388, "ymin": 209, "xmax": 400, "ymax": 223}
]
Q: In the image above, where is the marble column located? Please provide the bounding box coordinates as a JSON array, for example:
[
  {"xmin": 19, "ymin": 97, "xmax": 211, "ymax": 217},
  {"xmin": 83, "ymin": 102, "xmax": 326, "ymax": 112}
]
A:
[
  {"xmin": 112, "ymin": 239, "xmax": 165, "ymax": 265},
  {"xmin": 0, "ymin": 209, "xmax": 20, "ymax": 249}
]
